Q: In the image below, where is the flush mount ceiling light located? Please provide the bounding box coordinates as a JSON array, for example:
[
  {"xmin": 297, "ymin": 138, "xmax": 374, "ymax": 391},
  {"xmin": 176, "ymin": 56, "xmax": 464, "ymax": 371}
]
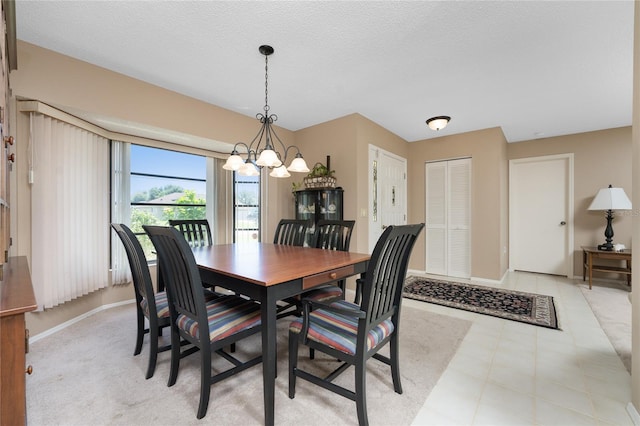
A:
[
  {"xmin": 223, "ymin": 45, "xmax": 310, "ymax": 178},
  {"xmin": 426, "ymin": 116, "xmax": 451, "ymax": 131}
]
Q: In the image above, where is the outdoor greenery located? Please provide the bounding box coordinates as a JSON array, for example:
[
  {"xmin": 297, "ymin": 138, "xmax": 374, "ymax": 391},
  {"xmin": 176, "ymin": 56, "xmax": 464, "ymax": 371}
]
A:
[
  {"xmin": 131, "ymin": 184, "xmax": 184, "ymax": 202},
  {"xmin": 130, "ymin": 186, "xmax": 206, "ymax": 259}
]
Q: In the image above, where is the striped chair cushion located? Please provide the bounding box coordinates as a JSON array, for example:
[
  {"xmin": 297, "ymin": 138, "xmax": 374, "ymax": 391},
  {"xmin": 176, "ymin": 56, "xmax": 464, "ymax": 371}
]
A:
[
  {"xmin": 289, "ymin": 299, "xmax": 394, "ymax": 355},
  {"xmin": 177, "ymin": 295, "xmax": 261, "ymax": 342},
  {"xmin": 302, "ymin": 285, "xmax": 343, "ymax": 303},
  {"xmin": 140, "ymin": 289, "xmax": 220, "ymax": 320},
  {"xmin": 140, "ymin": 291, "xmax": 170, "ymax": 319}
]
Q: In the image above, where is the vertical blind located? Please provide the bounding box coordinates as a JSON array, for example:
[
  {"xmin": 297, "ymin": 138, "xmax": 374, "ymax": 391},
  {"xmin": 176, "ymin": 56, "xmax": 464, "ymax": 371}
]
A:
[
  {"xmin": 111, "ymin": 140, "xmax": 131, "ymax": 285},
  {"xmin": 30, "ymin": 113, "xmax": 110, "ymax": 309}
]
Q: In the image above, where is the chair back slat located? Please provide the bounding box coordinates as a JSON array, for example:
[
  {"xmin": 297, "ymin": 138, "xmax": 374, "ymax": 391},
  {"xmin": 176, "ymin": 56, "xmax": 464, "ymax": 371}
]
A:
[
  {"xmin": 169, "ymin": 219, "xmax": 213, "ymax": 248},
  {"xmin": 111, "ymin": 223, "xmax": 156, "ymax": 315},
  {"xmin": 273, "ymin": 219, "xmax": 310, "ymax": 246},
  {"xmin": 360, "ymin": 224, "xmax": 424, "ymax": 332},
  {"xmin": 313, "ymin": 220, "xmax": 355, "ymax": 251},
  {"xmin": 144, "ymin": 225, "xmax": 208, "ymax": 335}
]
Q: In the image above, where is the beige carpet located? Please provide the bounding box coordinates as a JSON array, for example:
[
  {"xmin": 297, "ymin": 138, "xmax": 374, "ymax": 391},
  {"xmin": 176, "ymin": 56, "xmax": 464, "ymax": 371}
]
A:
[
  {"xmin": 580, "ymin": 280, "xmax": 632, "ymax": 373},
  {"xmin": 26, "ymin": 303, "xmax": 470, "ymax": 425}
]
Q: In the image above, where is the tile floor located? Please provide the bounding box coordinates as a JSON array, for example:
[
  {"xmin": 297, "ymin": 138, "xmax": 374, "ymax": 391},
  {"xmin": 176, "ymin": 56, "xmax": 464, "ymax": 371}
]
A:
[{"xmin": 407, "ymin": 271, "xmax": 633, "ymax": 426}]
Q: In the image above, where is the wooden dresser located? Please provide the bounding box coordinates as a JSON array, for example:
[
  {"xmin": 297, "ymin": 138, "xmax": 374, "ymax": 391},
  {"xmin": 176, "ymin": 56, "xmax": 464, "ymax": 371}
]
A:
[{"xmin": 0, "ymin": 256, "xmax": 36, "ymax": 425}]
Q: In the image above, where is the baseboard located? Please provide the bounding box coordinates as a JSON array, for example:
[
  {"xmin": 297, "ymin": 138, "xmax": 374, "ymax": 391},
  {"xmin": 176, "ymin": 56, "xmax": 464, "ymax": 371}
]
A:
[
  {"xmin": 29, "ymin": 299, "xmax": 135, "ymax": 344},
  {"xmin": 627, "ymin": 402, "xmax": 640, "ymax": 425},
  {"xmin": 406, "ymin": 269, "xmax": 505, "ymax": 286},
  {"xmin": 572, "ymin": 275, "xmax": 630, "ymax": 285},
  {"xmin": 469, "ymin": 276, "xmax": 504, "ymax": 286}
]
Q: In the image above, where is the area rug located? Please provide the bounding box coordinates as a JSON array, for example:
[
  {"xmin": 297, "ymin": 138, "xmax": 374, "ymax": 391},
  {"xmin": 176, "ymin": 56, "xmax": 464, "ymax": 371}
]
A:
[
  {"xmin": 26, "ymin": 302, "xmax": 471, "ymax": 425},
  {"xmin": 403, "ymin": 276, "xmax": 559, "ymax": 330}
]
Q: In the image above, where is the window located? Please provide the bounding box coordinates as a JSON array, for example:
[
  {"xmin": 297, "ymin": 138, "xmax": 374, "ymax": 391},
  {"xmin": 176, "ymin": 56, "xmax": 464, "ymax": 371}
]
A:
[
  {"xmin": 233, "ymin": 173, "xmax": 260, "ymax": 242},
  {"xmin": 129, "ymin": 144, "xmax": 207, "ymax": 259}
]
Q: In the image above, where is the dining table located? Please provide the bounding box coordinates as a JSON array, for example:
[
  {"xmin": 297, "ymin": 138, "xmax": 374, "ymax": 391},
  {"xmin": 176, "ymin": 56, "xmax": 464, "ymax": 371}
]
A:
[{"xmin": 191, "ymin": 242, "xmax": 371, "ymax": 426}]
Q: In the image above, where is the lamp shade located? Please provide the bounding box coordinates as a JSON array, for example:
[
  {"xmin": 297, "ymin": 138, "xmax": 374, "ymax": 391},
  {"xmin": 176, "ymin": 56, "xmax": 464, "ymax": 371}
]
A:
[
  {"xmin": 222, "ymin": 153, "xmax": 245, "ymax": 171},
  {"xmin": 287, "ymin": 156, "xmax": 310, "ymax": 173},
  {"xmin": 588, "ymin": 185, "xmax": 632, "ymax": 211},
  {"xmin": 269, "ymin": 165, "xmax": 291, "ymax": 178},
  {"xmin": 238, "ymin": 161, "xmax": 260, "ymax": 176},
  {"xmin": 256, "ymin": 148, "xmax": 282, "ymax": 168}
]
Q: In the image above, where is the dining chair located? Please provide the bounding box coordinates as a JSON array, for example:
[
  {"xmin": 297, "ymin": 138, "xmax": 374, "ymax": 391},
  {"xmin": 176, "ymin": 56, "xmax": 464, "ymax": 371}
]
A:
[
  {"xmin": 308, "ymin": 219, "xmax": 356, "ymax": 297},
  {"xmin": 288, "ymin": 223, "xmax": 425, "ymax": 426},
  {"xmin": 168, "ymin": 219, "xmax": 213, "ymax": 248},
  {"xmin": 273, "ymin": 219, "xmax": 311, "ymax": 317},
  {"xmin": 273, "ymin": 218, "xmax": 310, "ymax": 246},
  {"xmin": 111, "ymin": 223, "xmax": 172, "ymax": 379},
  {"xmin": 168, "ymin": 218, "xmax": 234, "ymax": 298},
  {"xmin": 143, "ymin": 225, "xmax": 263, "ymax": 419}
]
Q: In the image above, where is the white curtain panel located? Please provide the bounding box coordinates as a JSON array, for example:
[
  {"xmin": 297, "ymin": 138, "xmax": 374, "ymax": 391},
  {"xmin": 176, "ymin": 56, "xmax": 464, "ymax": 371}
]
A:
[
  {"xmin": 29, "ymin": 113, "xmax": 110, "ymax": 309},
  {"xmin": 110, "ymin": 141, "xmax": 131, "ymax": 285}
]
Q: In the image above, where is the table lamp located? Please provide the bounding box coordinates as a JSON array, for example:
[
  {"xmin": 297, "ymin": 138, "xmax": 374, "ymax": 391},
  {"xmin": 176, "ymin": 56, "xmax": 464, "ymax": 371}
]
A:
[{"xmin": 587, "ymin": 184, "xmax": 632, "ymax": 251}]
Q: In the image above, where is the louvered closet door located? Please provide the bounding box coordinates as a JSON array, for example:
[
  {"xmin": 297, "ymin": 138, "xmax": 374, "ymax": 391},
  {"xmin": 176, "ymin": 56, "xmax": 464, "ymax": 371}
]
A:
[{"xmin": 425, "ymin": 158, "xmax": 471, "ymax": 278}]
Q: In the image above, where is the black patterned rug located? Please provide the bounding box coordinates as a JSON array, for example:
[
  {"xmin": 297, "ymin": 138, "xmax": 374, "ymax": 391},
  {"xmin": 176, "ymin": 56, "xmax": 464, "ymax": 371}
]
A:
[{"xmin": 403, "ymin": 276, "xmax": 559, "ymax": 329}]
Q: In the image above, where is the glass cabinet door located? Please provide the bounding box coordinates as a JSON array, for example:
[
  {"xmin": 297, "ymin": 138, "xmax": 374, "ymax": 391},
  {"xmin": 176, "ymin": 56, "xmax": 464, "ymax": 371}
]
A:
[
  {"xmin": 319, "ymin": 190, "xmax": 341, "ymax": 221},
  {"xmin": 295, "ymin": 190, "xmax": 316, "ymax": 222},
  {"xmin": 295, "ymin": 188, "xmax": 343, "ymax": 224}
]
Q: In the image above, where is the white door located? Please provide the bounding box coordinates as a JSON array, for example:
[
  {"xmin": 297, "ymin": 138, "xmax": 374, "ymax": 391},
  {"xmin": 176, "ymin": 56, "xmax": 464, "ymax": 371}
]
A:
[
  {"xmin": 368, "ymin": 145, "xmax": 407, "ymax": 253},
  {"xmin": 509, "ymin": 154, "xmax": 573, "ymax": 276},
  {"xmin": 425, "ymin": 158, "xmax": 471, "ymax": 278}
]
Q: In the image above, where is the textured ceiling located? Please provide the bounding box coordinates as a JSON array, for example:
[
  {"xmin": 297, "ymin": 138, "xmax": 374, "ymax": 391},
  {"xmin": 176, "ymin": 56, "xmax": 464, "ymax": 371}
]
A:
[{"xmin": 14, "ymin": 1, "xmax": 635, "ymax": 145}]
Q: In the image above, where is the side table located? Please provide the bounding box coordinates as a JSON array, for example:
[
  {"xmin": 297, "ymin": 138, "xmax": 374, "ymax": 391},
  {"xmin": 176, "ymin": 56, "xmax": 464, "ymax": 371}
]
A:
[{"xmin": 582, "ymin": 246, "xmax": 631, "ymax": 290}]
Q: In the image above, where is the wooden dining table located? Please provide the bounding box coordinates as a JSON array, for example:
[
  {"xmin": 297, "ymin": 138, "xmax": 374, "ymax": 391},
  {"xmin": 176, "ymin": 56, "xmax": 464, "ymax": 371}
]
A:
[{"xmin": 191, "ymin": 242, "xmax": 370, "ymax": 425}]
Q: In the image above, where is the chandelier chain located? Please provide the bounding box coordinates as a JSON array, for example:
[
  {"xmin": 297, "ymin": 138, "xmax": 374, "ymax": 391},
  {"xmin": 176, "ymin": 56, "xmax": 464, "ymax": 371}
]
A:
[{"xmin": 264, "ymin": 54, "xmax": 269, "ymax": 113}]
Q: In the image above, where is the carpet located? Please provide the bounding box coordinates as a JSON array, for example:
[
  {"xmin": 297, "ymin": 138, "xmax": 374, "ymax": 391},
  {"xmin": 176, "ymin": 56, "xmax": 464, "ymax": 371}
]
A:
[
  {"xmin": 403, "ymin": 276, "xmax": 559, "ymax": 330},
  {"xmin": 580, "ymin": 281, "xmax": 631, "ymax": 373},
  {"xmin": 26, "ymin": 302, "xmax": 471, "ymax": 426}
]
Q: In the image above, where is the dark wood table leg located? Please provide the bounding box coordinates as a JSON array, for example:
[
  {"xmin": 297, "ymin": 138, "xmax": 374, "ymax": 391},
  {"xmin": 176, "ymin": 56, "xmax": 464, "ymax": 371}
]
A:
[{"xmin": 261, "ymin": 291, "xmax": 278, "ymax": 426}]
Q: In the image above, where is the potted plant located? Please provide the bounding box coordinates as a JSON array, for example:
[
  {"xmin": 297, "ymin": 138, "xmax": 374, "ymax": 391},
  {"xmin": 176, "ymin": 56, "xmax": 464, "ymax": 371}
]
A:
[{"xmin": 303, "ymin": 162, "xmax": 336, "ymax": 189}]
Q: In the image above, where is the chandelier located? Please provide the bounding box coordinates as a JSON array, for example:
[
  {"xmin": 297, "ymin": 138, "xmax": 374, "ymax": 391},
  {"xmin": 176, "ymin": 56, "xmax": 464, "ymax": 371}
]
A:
[{"xmin": 223, "ymin": 45, "xmax": 310, "ymax": 178}]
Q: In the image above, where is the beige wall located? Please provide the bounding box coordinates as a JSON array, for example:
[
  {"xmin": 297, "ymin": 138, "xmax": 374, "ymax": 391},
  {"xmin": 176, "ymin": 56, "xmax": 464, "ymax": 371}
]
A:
[
  {"xmin": 407, "ymin": 127, "xmax": 509, "ymax": 281},
  {"xmin": 508, "ymin": 127, "xmax": 633, "ymax": 276}
]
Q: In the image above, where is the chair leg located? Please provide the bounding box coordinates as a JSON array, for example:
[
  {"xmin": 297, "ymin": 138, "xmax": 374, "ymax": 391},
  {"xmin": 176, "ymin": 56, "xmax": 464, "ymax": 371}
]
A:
[
  {"xmin": 134, "ymin": 308, "xmax": 145, "ymax": 356},
  {"xmin": 355, "ymin": 360, "xmax": 369, "ymax": 426},
  {"xmin": 167, "ymin": 327, "xmax": 181, "ymax": 387},
  {"xmin": 389, "ymin": 333, "xmax": 403, "ymax": 394},
  {"xmin": 196, "ymin": 345, "xmax": 212, "ymax": 419},
  {"xmin": 145, "ymin": 319, "xmax": 159, "ymax": 379},
  {"xmin": 288, "ymin": 331, "xmax": 299, "ymax": 399},
  {"xmin": 309, "ymin": 347, "xmax": 315, "ymax": 360}
]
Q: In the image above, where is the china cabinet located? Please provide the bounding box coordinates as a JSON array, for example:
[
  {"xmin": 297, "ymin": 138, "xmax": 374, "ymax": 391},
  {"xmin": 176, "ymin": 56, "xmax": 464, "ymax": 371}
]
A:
[{"xmin": 294, "ymin": 188, "xmax": 343, "ymax": 246}]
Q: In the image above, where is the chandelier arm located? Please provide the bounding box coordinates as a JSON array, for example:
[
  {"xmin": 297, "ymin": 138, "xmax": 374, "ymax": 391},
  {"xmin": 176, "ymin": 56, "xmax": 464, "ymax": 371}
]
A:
[
  {"xmin": 231, "ymin": 142, "xmax": 251, "ymax": 155},
  {"xmin": 267, "ymin": 121, "xmax": 293, "ymax": 162},
  {"xmin": 282, "ymin": 144, "xmax": 302, "ymax": 162},
  {"xmin": 247, "ymin": 116, "xmax": 268, "ymax": 153}
]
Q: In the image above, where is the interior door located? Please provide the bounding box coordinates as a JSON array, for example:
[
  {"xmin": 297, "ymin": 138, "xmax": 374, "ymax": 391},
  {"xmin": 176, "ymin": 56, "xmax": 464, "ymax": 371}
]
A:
[
  {"xmin": 425, "ymin": 158, "xmax": 471, "ymax": 278},
  {"xmin": 509, "ymin": 154, "xmax": 573, "ymax": 276},
  {"xmin": 368, "ymin": 145, "xmax": 407, "ymax": 253}
]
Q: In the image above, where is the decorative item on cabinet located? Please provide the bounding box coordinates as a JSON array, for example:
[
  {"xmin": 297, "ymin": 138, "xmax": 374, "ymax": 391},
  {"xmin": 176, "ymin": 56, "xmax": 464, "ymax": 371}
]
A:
[{"xmin": 303, "ymin": 156, "xmax": 336, "ymax": 189}]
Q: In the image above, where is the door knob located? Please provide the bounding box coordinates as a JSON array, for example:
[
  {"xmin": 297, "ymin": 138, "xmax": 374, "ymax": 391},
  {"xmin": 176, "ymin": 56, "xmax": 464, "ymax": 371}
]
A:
[{"xmin": 560, "ymin": 221, "xmax": 566, "ymax": 225}]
